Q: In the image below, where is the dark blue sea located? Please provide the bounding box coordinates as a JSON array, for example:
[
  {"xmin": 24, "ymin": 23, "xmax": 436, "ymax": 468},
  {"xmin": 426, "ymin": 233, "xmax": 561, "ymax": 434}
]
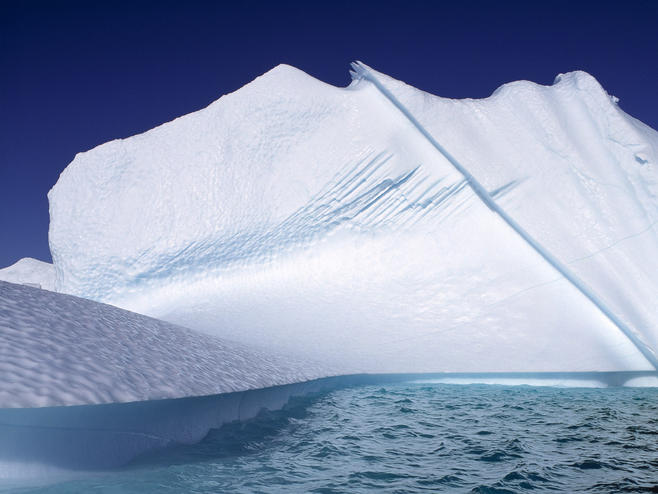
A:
[{"xmin": 9, "ymin": 383, "xmax": 658, "ymax": 493}]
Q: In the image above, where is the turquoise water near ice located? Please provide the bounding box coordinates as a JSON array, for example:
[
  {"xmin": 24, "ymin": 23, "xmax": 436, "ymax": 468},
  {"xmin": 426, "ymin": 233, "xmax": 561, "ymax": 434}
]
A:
[{"xmin": 8, "ymin": 383, "xmax": 658, "ymax": 493}]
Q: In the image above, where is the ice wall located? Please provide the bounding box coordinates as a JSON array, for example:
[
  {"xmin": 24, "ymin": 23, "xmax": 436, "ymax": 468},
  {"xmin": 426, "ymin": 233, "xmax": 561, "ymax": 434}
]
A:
[{"xmin": 48, "ymin": 64, "xmax": 658, "ymax": 374}]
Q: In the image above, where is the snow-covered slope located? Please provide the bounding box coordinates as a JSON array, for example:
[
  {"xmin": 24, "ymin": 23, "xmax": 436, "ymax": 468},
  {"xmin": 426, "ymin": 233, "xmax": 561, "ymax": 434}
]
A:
[
  {"xmin": 48, "ymin": 63, "xmax": 658, "ymax": 374},
  {"xmin": 0, "ymin": 257, "xmax": 54, "ymax": 291},
  {"xmin": 0, "ymin": 280, "xmax": 331, "ymax": 408}
]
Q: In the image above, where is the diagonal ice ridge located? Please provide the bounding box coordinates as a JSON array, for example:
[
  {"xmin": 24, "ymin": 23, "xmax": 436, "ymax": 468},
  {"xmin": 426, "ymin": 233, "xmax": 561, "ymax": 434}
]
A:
[{"xmin": 351, "ymin": 61, "xmax": 658, "ymax": 370}]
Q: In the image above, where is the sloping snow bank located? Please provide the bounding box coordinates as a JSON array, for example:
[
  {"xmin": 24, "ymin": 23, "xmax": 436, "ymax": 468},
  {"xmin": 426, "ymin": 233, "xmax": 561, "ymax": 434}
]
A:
[
  {"xmin": 0, "ymin": 280, "xmax": 333, "ymax": 408},
  {"xmin": 0, "ymin": 258, "xmax": 54, "ymax": 291}
]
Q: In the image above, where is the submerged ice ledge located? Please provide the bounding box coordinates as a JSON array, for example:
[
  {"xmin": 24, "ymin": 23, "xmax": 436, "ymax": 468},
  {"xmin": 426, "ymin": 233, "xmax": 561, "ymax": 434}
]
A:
[
  {"xmin": 4, "ymin": 371, "xmax": 658, "ymax": 483},
  {"xmin": 0, "ymin": 376, "xmax": 360, "ymax": 479},
  {"xmin": 2, "ymin": 372, "xmax": 656, "ymax": 480}
]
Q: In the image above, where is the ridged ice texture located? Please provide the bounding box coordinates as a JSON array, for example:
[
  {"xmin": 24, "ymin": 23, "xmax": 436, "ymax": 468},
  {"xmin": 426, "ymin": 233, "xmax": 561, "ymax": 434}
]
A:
[
  {"xmin": 0, "ymin": 281, "xmax": 331, "ymax": 408},
  {"xmin": 0, "ymin": 258, "xmax": 54, "ymax": 291},
  {"xmin": 48, "ymin": 64, "xmax": 658, "ymax": 374},
  {"xmin": 364, "ymin": 66, "xmax": 658, "ymax": 363}
]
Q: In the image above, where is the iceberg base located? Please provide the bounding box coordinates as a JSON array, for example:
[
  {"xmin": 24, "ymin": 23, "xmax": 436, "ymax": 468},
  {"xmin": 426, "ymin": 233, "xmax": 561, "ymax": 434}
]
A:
[{"xmin": 1, "ymin": 372, "xmax": 655, "ymax": 480}]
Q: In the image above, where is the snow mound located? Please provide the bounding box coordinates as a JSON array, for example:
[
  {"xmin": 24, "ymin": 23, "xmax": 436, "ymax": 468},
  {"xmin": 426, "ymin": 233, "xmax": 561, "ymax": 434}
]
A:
[
  {"xmin": 0, "ymin": 280, "xmax": 332, "ymax": 408},
  {"xmin": 0, "ymin": 258, "xmax": 54, "ymax": 291},
  {"xmin": 48, "ymin": 63, "xmax": 658, "ymax": 374}
]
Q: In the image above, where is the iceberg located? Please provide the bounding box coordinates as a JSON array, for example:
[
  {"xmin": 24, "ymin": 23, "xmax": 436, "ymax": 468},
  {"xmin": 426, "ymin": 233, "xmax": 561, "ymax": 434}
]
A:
[
  {"xmin": 5, "ymin": 62, "xmax": 658, "ymax": 481},
  {"xmin": 47, "ymin": 63, "xmax": 658, "ymax": 374}
]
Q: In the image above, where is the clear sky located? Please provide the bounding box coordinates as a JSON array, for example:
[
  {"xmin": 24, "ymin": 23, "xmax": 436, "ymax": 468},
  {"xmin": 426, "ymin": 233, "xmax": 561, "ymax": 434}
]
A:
[{"xmin": 1, "ymin": 0, "xmax": 657, "ymax": 267}]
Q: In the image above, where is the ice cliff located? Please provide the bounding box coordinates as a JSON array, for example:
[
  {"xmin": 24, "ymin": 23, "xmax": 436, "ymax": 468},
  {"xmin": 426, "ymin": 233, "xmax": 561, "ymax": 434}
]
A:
[{"xmin": 48, "ymin": 63, "xmax": 658, "ymax": 374}]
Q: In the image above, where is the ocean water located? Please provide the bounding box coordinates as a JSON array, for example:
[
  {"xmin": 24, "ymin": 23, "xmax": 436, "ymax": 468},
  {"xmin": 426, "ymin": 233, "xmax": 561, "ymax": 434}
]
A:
[{"xmin": 8, "ymin": 383, "xmax": 658, "ymax": 493}]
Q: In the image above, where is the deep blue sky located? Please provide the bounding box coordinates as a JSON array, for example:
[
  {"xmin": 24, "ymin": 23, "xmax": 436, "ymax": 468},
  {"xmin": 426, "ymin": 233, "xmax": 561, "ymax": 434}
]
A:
[{"xmin": 1, "ymin": 0, "xmax": 657, "ymax": 267}]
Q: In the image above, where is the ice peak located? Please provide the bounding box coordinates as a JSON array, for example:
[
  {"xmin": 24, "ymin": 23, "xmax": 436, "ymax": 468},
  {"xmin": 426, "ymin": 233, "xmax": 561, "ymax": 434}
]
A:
[
  {"xmin": 244, "ymin": 63, "xmax": 339, "ymax": 94},
  {"xmin": 553, "ymin": 69, "xmax": 601, "ymax": 88},
  {"xmin": 488, "ymin": 70, "xmax": 603, "ymax": 100},
  {"xmin": 0, "ymin": 257, "xmax": 54, "ymax": 291},
  {"xmin": 254, "ymin": 63, "xmax": 310, "ymax": 82},
  {"xmin": 552, "ymin": 70, "xmax": 616, "ymax": 101}
]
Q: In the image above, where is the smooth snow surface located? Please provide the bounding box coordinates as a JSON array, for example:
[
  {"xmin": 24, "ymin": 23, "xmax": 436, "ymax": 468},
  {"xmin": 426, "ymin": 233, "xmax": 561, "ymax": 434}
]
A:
[
  {"xmin": 0, "ymin": 258, "xmax": 54, "ymax": 291},
  {"xmin": 48, "ymin": 63, "xmax": 658, "ymax": 374},
  {"xmin": 0, "ymin": 280, "xmax": 331, "ymax": 408}
]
